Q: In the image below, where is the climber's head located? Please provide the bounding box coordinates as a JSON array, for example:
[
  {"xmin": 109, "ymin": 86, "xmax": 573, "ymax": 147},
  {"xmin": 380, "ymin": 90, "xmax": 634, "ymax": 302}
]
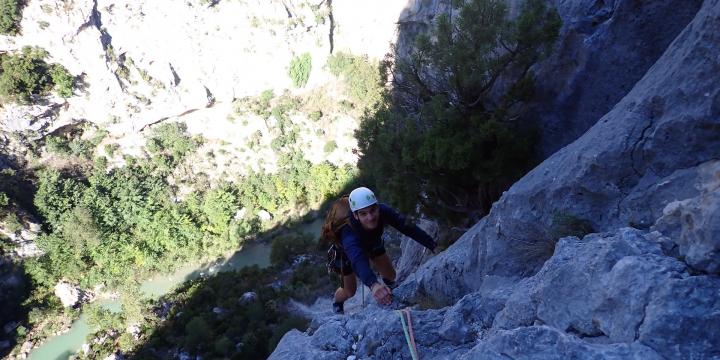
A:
[{"xmin": 349, "ymin": 187, "xmax": 379, "ymax": 230}]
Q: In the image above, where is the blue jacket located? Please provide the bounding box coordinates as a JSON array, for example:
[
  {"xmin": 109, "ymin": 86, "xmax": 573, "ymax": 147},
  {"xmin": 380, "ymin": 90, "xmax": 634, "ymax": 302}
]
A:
[{"xmin": 340, "ymin": 203, "xmax": 436, "ymax": 287}]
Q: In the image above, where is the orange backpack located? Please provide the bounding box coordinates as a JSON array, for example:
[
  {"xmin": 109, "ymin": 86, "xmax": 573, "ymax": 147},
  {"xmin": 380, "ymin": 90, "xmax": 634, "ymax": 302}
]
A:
[{"xmin": 321, "ymin": 195, "xmax": 352, "ymax": 247}]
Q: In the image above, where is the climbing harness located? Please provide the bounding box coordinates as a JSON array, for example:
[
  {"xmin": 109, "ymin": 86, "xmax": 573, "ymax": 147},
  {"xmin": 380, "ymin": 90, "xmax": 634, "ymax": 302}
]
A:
[{"xmin": 396, "ymin": 308, "xmax": 419, "ymax": 360}]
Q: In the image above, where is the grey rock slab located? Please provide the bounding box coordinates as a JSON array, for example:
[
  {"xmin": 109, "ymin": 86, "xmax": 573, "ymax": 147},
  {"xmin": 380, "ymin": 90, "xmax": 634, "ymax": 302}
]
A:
[
  {"xmin": 461, "ymin": 326, "xmax": 664, "ymax": 360},
  {"xmin": 269, "ymin": 329, "xmax": 346, "ymax": 360},
  {"xmin": 395, "ymin": 219, "xmax": 439, "ymax": 282},
  {"xmin": 495, "ymin": 228, "xmax": 688, "ymax": 341},
  {"xmin": 638, "ymin": 275, "xmax": 720, "ymax": 359},
  {"xmin": 270, "ymin": 303, "xmax": 474, "ymax": 360},
  {"xmin": 438, "ymin": 290, "xmax": 506, "ymax": 345},
  {"xmin": 532, "ymin": 0, "xmax": 703, "ymax": 158},
  {"xmin": 594, "ymin": 255, "xmax": 688, "ymax": 342},
  {"xmin": 652, "ymin": 171, "xmax": 720, "ymax": 274}
]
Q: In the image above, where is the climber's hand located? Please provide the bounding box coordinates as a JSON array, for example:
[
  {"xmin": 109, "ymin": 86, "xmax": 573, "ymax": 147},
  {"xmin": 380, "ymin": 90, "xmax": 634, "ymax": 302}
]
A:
[{"xmin": 371, "ymin": 282, "xmax": 392, "ymax": 305}]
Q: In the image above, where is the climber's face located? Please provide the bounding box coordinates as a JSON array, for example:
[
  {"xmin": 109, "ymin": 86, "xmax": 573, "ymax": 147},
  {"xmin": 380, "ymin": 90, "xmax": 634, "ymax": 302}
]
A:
[{"xmin": 354, "ymin": 204, "xmax": 379, "ymax": 230}]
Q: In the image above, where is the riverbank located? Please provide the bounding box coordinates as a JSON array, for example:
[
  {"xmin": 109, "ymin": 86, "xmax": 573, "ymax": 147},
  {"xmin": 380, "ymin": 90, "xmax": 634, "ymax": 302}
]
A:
[{"xmin": 20, "ymin": 218, "xmax": 322, "ymax": 359}]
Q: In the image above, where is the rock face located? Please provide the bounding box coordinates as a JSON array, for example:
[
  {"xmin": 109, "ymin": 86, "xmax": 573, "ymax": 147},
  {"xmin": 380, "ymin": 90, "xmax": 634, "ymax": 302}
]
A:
[
  {"xmin": 272, "ymin": 228, "xmax": 720, "ymax": 359},
  {"xmin": 0, "ymin": 217, "xmax": 43, "ymax": 258},
  {"xmin": 0, "ymin": 0, "xmax": 408, "ymax": 139},
  {"xmin": 532, "ymin": 0, "xmax": 704, "ymax": 157},
  {"xmin": 392, "ymin": 0, "xmax": 703, "ymax": 158},
  {"xmin": 270, "ymin": 0, "xmax": 720, "ymax": 358},
  {"xmin": 54, "ymin": 281, "xmax": 81, "ymax": 308}
]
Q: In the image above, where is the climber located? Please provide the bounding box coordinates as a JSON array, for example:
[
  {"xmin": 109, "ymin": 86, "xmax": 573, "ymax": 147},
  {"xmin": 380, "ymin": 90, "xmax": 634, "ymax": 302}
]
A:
[{"xmin": 324, "ymin": 187, "xmax": 437, "ymax": 314}]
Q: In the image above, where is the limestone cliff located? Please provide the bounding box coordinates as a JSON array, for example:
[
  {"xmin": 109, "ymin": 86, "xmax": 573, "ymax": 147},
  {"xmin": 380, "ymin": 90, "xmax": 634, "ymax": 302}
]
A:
[{"xmin": 270, "ymin": 0, "xmax": 720, "ymax": 358}]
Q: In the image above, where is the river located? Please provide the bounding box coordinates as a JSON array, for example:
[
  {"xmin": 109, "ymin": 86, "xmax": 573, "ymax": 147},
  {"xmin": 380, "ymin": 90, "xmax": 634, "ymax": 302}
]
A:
[{"xmin": 27, "ymin": 218, "xmax": 322, "ymax": 360}]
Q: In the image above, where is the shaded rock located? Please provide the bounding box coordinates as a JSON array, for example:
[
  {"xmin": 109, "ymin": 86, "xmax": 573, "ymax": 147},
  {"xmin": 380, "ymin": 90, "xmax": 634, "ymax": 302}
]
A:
[
  {"xmin": 438, "ymin": 289, "xmax": 506, "ymax": 345},
  {"xmin": 238, "ymin": 291, "xmax": 257, "ymax": 305},
  {"xmin": 462, "ymin": 326, "xmax": 664, "ymax": 360},
  {"xmin": 532, "ymin": 0, "xmax": 703, "ymax": 158},
  {"xmin": 652, "ymin": 166, "xmax": 720, "ymax": 274},
  {"xmin": 494, "ymin": 229, "xmax": 688, "ymax": 338},
  {"xmin": 638, "ymin": 276, "xmax": 720, "ymax": 358},
  {"xmin": 395, "ymin": 218, "xmax": 438, "ymax": 282}
]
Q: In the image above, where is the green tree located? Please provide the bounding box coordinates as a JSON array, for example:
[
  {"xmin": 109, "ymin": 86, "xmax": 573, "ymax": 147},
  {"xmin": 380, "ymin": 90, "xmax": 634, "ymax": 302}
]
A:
[
  {"xmin": 202, "ymin": 186, "xmax": 237, "ymax": 235},
  {"xmin": 288, "ymin": 53, "xmax": 312, "ymax": 88},
  {"xmin": 0, "ymin": 0, "xmax": 21, "ymax": 35},
  {"xmin": 185, "ymin": 316, "xmax": 213, "ymax": 348},
  {"xmin": 357, "ymin": 0, "xmax": 560, "ymax": 221},
  {"xmin": 146, "ymin": 122, "xmax": 201, "ymax": 172},
  {"xmin": 34, "ymin": 169, "xmax": 85, "ymax": 226},
  {"xmin": 0, "ymin": 46, "xmax": 74, "ymax": 103},
  {"xmin": 0, "ymin": 191, "xmax": 8, "ymax": 208},
  {"xmin": 50, "ymin": 64, "xmax": 74, "ymax": 98}
]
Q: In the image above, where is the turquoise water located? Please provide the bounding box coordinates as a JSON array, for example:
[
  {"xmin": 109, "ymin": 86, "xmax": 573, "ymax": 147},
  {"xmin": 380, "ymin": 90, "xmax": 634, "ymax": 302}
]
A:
[
  {"xmin": 139, "ymin": 241, "xmax": 273, "ymax": 299},
  {"xmin": 26, "ymin": 219, "xmax": 322, "ymax": 360},
  {"xmin": 26, "ymin": 314, "xmax": 88, "ymax": 360}
]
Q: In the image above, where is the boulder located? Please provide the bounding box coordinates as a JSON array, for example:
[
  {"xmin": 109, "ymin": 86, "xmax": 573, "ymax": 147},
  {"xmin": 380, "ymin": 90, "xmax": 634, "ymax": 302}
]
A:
[
  {"xmin": 652, "ymin": 167, "xmax": 720, "ymax": 274},
  {"xmin": 638, "ymin": 276, "xmax": 720, "ymax": 358},
  {"xmin": 54, "ymin": 281, "xmax": 81, "ymax": 308}
]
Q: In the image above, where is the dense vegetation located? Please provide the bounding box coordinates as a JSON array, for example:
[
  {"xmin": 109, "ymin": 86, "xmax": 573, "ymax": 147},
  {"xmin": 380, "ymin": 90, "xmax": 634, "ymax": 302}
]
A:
[
  {"xmin": 0, "ymin": 0, "xmax": 23, "ymax": 35},
  {"xmin": 25, "ymin": 122, "xmax": 351, "ymax": 289},
  {"xmin": 0, "ymin": 46, "xmax": 74, "ymax": 103},
  {"xmin": 7, "ymin": 119, "xmax": 352, "ymax": 357},
  {"xmin": 78, "ymin": 257, "xmax": 331, "ymax": 360},
  {"xmin": 354, "ymin": 0, "xmax": 561, "ymax": 222},
  {"xmin": 66, "ymin": 222, "xmax": 331, "ymax": 359}
]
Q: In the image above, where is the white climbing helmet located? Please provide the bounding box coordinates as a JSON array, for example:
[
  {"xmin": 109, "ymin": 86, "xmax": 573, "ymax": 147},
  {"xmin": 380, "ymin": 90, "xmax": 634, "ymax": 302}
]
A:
[{"xmin": 349, "ymin": 187, "xmax": 378, "ymax": 212}]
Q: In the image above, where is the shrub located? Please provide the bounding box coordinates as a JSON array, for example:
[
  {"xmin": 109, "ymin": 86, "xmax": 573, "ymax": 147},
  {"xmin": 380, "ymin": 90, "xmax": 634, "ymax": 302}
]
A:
[
  {"xmin": 309, "ymin": 110, "xmax": 322, "ymax": 122},
  {"xmin": 513, "ymin": 212, "xmax": 594, "ymax": 265},
  {"xmin": 234, "ymin": 89, "xmax": 275, "ymax": 118},
  {"xmin": 2, "ymin": 212, "xmax": 22, "ymax": 233},
  {"xmin": 323, "ymin": 140, "xmax": 337, "ymax": 154},
  {"xmin": 327, "ymin": 52, "xmax": 383, "ymax": 109},
  {"xmin": 0, "ymin": 192, "xmax": 8, "ymax": 208},
  {"xmin": 550, "ymin": 212, "xmax": 594, "ymax": 240},
  {"xmin": 0, "ymin": 46, "xmax": 74, "ymax": 103},
  {"xmin": 288, "ymin": 53, "xmax": 312, "ymax": 88},
  {"xmin": 104, "ymin": 143, "xmax": 120, "ymax": 158},
  {"xmin": 49, "ymin": 64, "xmax": 74, "ymax": 98},
  {"xmin": 0, "ymin": 0, "xmax": 22, "ymax": 35},
  {"xmin": 146, "ymin": 122, "xmax": 201, "ymax": 171},
  {"xmin": 0, "ymin": 47, "xmax": 52, "ymax": 103}
]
